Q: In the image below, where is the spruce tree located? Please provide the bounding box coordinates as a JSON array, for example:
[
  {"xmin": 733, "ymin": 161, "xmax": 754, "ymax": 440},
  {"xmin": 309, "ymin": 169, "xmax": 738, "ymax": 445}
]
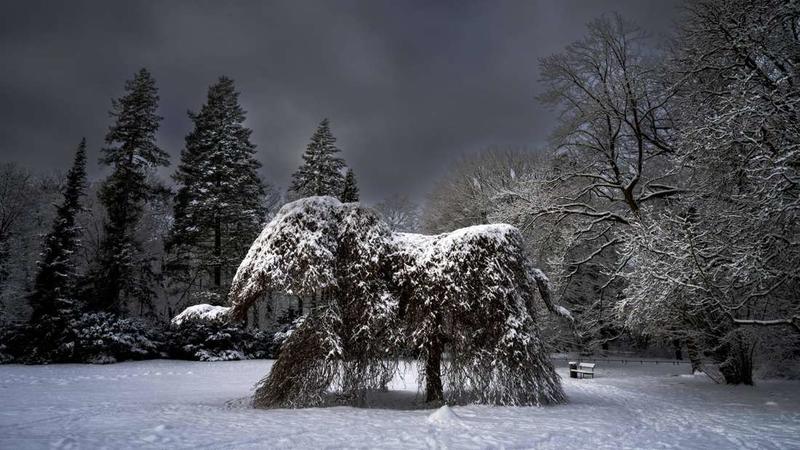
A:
[
  {"xmin": 340, "ymin": 168, "xmax": 359, "ymax": 202},
  {"xmin": 289, "ymin": 118, "xmax": 346, "ymax": 199},
  {"xmin": 90, "ymin": 68, "xmax": 169, "ymax": 314},
  {"xmin": 28, "ymin": 139, "xmax": 88, "ymax": 319},
  {"xmin": 168, "ymin": 77, "xmax": 266, "ymax": 304}
]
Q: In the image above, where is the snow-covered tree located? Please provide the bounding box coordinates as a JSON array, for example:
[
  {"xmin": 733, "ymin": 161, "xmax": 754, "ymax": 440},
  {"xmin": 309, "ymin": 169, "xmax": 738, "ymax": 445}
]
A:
[
  {"xmin": 28, "ymin": 139, "xmax": 87, "ymax": 319},
  {"xmin": 0, "ymin": 164, "xmax": 34, "ymax": 292},
  {"xmin": 485, "ymin": 15, "xmax": 680, "ymax": 352},
  {"xmin": 392, "ymin": 225, "xmax": 566, "ymax": 405},
  {"xmin": 167, "ymin": 77, "xmax": 268, "ymax": 307},
  {"xmin": 289, "ymin": 119, "xmax": 346, "ymax": 199},
  {"xmin": 228, "ymin": 196, "xmax": 566, "ymax": 408},
  {"xmin": 618, "ymin": 0, "xmax": 800, "ymax": 384},
  {"xmin": 340, "ymin": 168, "xmax": 359, "ymax": 202},
  {"xmin": 424, "ymin": 149, "xmax": 603, "ymax": 350},
  {"xmin": 375, "ymin": 193, "xmax": 420, "ymax": 232},
  {"xmin": 422, "ymin": 148, "xmax": 533, "ymax": 233},
  {"xmin": 88, "ymin": 68, "xmax": 169, "ymax": 315},
  {"xmin": 229, "ymin": 197, "xmax": 399, "ymax": 407},
  {"xmin": 0, "ymin": 164, "xmax": 61, "ymax": 324}
]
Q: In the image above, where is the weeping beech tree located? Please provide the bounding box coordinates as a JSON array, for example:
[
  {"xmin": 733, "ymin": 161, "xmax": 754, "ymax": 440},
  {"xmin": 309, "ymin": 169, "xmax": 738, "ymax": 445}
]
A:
[{"xmin": 228, "ymin": 196, "xmax": 567, "ymax": 408}]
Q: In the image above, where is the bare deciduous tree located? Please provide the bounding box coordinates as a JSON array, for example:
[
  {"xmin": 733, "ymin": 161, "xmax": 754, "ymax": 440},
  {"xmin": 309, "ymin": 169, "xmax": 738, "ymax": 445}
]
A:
[{"xmin": 618, "ymin": 0, "xmax": 800, "ymax": 384}]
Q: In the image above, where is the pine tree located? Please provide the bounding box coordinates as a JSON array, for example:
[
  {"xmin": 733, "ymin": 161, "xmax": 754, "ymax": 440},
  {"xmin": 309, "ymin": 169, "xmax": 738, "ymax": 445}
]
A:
[
  {"xmin": 90, "ymin": 68, "xmax": 169, "ymax": 314},
  {"xmin": 28, "ymin": 139, "xmax": 88, "ymax": 319},
  {"xmin": 289, "ymin": 118, "xmax": 346, "ymax": 199},
  {"xmin": 340, "ymin": 168, "xmax": 359, "ymax": 202},
  {"xmin": 168, "ymin": 77, "xmax": 266, "ymax": 304}
]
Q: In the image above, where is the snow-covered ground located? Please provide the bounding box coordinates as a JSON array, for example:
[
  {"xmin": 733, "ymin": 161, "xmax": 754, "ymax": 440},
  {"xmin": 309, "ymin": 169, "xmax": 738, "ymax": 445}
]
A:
[{"xmin": 1, "ymin": 359, "xmax": 798, "ymax": 449}]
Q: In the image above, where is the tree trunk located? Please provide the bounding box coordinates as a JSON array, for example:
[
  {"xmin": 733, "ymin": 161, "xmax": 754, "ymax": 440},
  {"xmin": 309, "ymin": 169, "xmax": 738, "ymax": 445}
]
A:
[
  {"xmin": 252, "ymin": 302, "xmax": 260, "ymax": 329},
  {"xmin": 425, "ymin": 341, "xmax": 444, "ymax": 404},
  {"xmin": 718, "ymin": 332, "xmax": 754, "ymax": 385},
  {"xmin": 686, "ymin": 338, "xmax": 703, "ymax": 373}
]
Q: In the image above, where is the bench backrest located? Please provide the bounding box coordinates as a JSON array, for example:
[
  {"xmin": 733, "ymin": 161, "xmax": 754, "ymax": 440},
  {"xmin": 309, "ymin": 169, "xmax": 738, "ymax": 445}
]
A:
[{"xmin": 578, "ymin": 363, "xmax": 596, "ymax": 369}]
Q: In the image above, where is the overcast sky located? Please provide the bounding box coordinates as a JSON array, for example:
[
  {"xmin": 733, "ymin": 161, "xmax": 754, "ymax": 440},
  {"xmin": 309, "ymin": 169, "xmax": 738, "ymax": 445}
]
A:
[{"xmin": 0, "ymin": 0, "xmax": 679, "ymax": 203}]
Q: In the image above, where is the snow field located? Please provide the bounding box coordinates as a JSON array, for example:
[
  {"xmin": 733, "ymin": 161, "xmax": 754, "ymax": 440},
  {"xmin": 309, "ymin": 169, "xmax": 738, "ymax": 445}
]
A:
[{"xmin": 1, "ymin": 359, "xmax": 798, "ymax": 449}]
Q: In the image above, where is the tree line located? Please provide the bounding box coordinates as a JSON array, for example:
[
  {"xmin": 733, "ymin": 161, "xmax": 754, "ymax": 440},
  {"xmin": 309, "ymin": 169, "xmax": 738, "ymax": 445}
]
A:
[
  {"xmin": 422, "ymin": 0, "xmax": 799, "ymax": 384},
  {"xmin": 0, "ymin": 70, "xmax": 368, "ymax": 330}
]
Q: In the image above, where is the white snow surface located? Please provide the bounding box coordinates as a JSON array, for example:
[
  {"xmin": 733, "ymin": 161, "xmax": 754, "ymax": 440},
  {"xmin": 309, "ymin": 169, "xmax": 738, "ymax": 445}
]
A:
[
  {"xmin": 170, "ymin": 304, "xmax": 230, "ymax": 326},
  {"xmin": 392, "ymin": 224, "xmax": 518, "ymax": 263},
  {"xmin": 2, "ymin": 360, "xmax": 799, "ymax": 449}
]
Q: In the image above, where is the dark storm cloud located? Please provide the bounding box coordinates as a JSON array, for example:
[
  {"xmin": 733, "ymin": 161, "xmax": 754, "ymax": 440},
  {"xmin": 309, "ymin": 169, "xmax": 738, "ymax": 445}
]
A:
[{"xmin": 0, "ymin": 0, "xmax": 679, "ymax": 202}]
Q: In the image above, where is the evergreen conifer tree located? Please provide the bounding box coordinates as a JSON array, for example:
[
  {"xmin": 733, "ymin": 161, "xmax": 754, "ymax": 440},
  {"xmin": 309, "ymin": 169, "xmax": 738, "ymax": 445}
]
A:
[
  {"xmin": 28, "ymin": 139, "xmax": 88, "ymax": 319},
  {"xmin": 289, "ymin": 118, "xmax": 345, "ymax": 199},
  {"xmin": 90, "ymin": 68, "xmax": 169, "ymax": 314},
  {"xmin": 340, "ymin": 168, "xmax": 359, "ymax": 202},
  {"xmin": 168, "ymin": 77, "xmax": 266, "ymax": 304}
]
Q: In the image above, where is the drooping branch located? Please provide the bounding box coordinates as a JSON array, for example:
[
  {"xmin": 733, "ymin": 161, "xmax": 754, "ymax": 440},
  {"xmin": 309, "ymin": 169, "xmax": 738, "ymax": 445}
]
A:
[
  {"xmin": 529, "ymin": 267, "xmax": 574, "ymax": 323},
  {"xmin": 733, "ymin": 316, "xmax": 800, "ymax": 333}
]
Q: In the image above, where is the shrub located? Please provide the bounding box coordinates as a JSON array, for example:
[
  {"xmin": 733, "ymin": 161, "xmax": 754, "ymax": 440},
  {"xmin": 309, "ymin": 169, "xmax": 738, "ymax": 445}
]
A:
[
  {"xmin": 0, "ymin": 311, "xmax": 163, "ymax": 364},
  {"xmin": 165, "ymin": 320, "xmax": 275, "ymax": 361}
]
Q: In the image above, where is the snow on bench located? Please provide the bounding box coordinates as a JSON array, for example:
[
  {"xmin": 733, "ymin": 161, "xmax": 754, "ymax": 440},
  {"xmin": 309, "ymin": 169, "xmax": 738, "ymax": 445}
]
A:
[{"xmin": 569, "ymin": 362, "xmax": 596, "ymax": 379}]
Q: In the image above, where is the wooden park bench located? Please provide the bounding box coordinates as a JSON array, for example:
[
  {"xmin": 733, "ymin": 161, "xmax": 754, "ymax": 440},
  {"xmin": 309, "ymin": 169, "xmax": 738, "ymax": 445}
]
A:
[{"xmin": 569, "ymin": 362, "xmax": 596, "ymax": 379}]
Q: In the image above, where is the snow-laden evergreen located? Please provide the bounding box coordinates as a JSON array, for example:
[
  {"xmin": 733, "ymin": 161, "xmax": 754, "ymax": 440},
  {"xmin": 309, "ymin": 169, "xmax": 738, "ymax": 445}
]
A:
[
  {"xmin": 288, "ymin": 119, "xmax": 346, "ymax": 199},
  {"xmin": 89, "ymin": 68, "xmax": 169, "ymax": 314},
  {"xmin": 28, "ymin": 139, "xmax": 87, "ymax": 320},
  {"xmin": 168, "ymin": 76, "xmax": 267, "ymax": 305},
  {"xmin": 340, "ymin": 168, "xmax": 359, "ymax": 202},
  {"xmin": 228, "ymin": 196, "xmax": 565, "ymax": 408}
]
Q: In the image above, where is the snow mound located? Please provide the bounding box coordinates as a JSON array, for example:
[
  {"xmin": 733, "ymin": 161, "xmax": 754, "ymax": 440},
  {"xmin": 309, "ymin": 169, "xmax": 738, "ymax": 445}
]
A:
[
  {"xmin": 427, "ymin": 405, "xmax": 463, "ymax": 426},
  {"xmin": 171, "ymin": 304, "xmax": 231, "ymax": 326}
]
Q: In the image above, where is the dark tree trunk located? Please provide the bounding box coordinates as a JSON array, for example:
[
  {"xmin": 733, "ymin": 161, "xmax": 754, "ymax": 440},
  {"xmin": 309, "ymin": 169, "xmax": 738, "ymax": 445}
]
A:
[
  {"xmin": 425, "ymin": 341, "xmax": 444, "ymax": 403},
  {"xmin": 686, "ymin": 338, "xmax": 703, "ymax": 373},
  {"xmin": 718, "ymin": 332, "xmax": 754, "ymax": 385},
  {"xmin": 425, "ymin": 308, "xmax": 445, "ymax": 403},
  {"xmin": 252, "ymin": 302, "xmax": 260, "ymax": 329}
]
